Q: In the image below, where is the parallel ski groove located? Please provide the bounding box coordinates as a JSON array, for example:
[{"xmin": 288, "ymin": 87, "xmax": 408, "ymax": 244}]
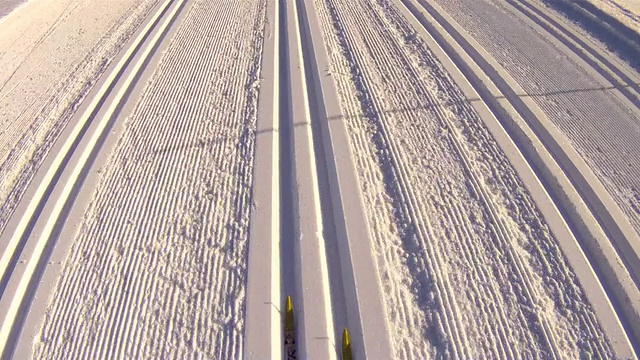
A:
[
  {"xmin": 319, "ymin": 0, "xmax": 472, "ymax": 357},
  {"xmin": 401, "ymin": 0, "xmax": 627, "ymax": 355},
  {"xmin": 0, "ymin": 0, "xmax": 173, "ymax": 295},
  {"xmin": 314, "ymin": 0, "xmax": 615, "ymax": 357},
  {"xmin": 1, "ymin": 0, "xmax": 635, "ymax": 357},
  {"xmin": 432, "ymin": 0, "xmax": 640, "ymax": 234},
  {"xmin": 340, "ymin": 3, "xmax": 481, "ymax": 358},
  {"xmin": 32, "ymin": 0, "xmax": 267, "ymax": 359},
  {"xmin": 407, "ymin": 2, "xmax": 640, "ymax": 351},
  {"xmin": 0, "ymin": 0, "xmax": 162, "ymax": 234},
  {"xmin": 506, "ymin": 0, "xmax": 640, "ymax": 109},
  {"xmin": 0, "ymin": 1, "xmax": 182, "ymax": 357},
  {"xmin": 325, "ymin": 0, "xmax": 524, "ymax": 356},
  {"xmin": 411, "ymin": 0, "xmax": 627, "ymax": 353}
]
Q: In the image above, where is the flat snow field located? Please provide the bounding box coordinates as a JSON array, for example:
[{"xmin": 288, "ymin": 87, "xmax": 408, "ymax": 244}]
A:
[{"xmin": 0, "ymin": 0, "xmax": 639, "ymax": 359}]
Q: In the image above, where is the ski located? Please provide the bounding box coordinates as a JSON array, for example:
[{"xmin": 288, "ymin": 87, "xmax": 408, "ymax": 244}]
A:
[
  {"xmin": 284, "ymin": 296, "xmax": 296, "ymax": 359},
  {"xmin": 342, "ymin": 328, "xmax": 352, "ymax": 360}
]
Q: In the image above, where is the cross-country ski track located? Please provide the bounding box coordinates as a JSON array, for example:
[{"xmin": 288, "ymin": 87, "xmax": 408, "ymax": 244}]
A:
[{"xmin": 0, "ymin": 0, "xmax": 639, "ymax": 359}]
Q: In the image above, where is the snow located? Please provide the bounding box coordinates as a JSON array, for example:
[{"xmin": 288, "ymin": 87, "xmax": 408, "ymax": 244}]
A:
[
  {"xmin": 432, "ymin": 0, "xmax": 640, "ymax": 255},
  {"xmin": 30, "ymin": 0, "xmax": 267, "ymax": 358},
  {"xmin": 313, "ymin": 0, "xmax": 616, "ymax": 357},
  {"xmin": 0, "ymin": 0, "xmax": 637, "ymax": 358},
  {"xmin": 0, "ymin": 0, "xmax": 162, "ymax": 235},
  {"xmin": 586, "ymin": 0, "xmax": 640, "ymax": 33},
  {"xmin": 0, "ymin": 0, "xmax": 25, "ymax": 20}
]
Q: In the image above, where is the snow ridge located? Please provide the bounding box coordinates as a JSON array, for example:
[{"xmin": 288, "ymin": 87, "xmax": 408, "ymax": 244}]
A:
[
  {"xmin": 0, "ymin": 0, "xmax": 162, "ymax": 234},
  {"xmin": 314, "ymin": 0, "xmax": 614, "ymax": 358},
  {"xmin": 33, "ymin": 0, "xmax": 267, "ymax": 358}
]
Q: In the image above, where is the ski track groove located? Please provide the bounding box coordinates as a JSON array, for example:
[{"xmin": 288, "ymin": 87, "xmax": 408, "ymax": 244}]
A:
[
  {"xmin": 435, "ymin": 0, "xmax": 640, "ymax": 234},
  {"xmin": 407, "ymin": 0, "xmax": 618, "ymax": 355},
  {"xmin": 507, "ymin": 0, "xmax": 640, "ymax": 109},
  {"xmin": 334, "ymin": 3, "xmax": 473, "ymax": 358},
  {"xmin": 0, "ymin": 0, "xmax": 162, "ymax": 235},
  {"xmin": 320, "ymin": 0, "xmax": 514, "ymax": 357},
  {"xmin": 1, "ymin": 0, "xmax": 631, "ymax": 357},
  {"xmin": 314, "ymin": 0, "xmax": 613, "ymax": 358},
  {"xmin": 320, "ymin": 0, "xmax": 502, "ymax": 357},
  {"xmin": 33, "ymin": 0, "xmax": 266, "ymax": 359},
  {"xmin": 403, "ymin": 1, "xmax": 619, "ymax": 355}
]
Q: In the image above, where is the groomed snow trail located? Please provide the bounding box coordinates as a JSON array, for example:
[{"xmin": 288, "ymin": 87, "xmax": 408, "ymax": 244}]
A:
[
  {"xmin": 0, "ymin": 0, "xmax": 161, "ymax": 234},
  {"xmin": 0, "ymin": 0, "xmax": 637, "ymax": 358},
  {"xmin": 313, "ymin": 0, "xmax": 615, "ymax": 358},
  {"xmin": 432, "ymin": 0, "xmax": 640, "ymax": 237},
  {"xmin": 32, "ymin": 0, "xmax": 266, "ymax": 358},
  {"xmin": 583, "ymin": 0, "xmax": 640, "ymax": 34}
]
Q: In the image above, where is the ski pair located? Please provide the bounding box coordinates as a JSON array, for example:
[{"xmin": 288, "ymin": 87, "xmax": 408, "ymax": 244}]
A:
[{"xmin": 283, "ymin": 296, "xmax": 352, "ymax": 360}]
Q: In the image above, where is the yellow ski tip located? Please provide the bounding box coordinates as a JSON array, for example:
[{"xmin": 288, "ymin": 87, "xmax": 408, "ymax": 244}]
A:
[
  {"xmin": 286, "ymin": 296, "xmax": 293, "ymax": 313},
  {"xmin": 342, "ymin": 328, "xmax": 352, "ymax": 360},
  {"xmin": 342, "ymin": 328, "xmax": 350, "ymax": 347},
  {"xmin": 284, "ymin": 296, "xmax": 294, "ymax": 332}
]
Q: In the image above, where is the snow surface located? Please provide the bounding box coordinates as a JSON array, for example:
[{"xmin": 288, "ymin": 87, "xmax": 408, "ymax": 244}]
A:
[
  {"xmin": 0, "ymin": 0, "xmax": 162, "ymax": 236},
  {"xmin": 0, "ymin": 0, "xmax": 637, "ymax": 358},
  {"xmin": 587, "ymin": 0, "xmax": 640, "ymax": 33},
  {"xmin": 31, "ymin": 0, "xmax": 266, "ymax": 358},
  {"xmin": 438, "ymin": 0, "xmax": 640, "ymax": 236},
  {"xmin": 313, "ymin": 0, "xmax": 615, "ymax": 358},
  {"xmin": 0, "ymin": 0, "xmax": 25, "ymax": 19}
]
